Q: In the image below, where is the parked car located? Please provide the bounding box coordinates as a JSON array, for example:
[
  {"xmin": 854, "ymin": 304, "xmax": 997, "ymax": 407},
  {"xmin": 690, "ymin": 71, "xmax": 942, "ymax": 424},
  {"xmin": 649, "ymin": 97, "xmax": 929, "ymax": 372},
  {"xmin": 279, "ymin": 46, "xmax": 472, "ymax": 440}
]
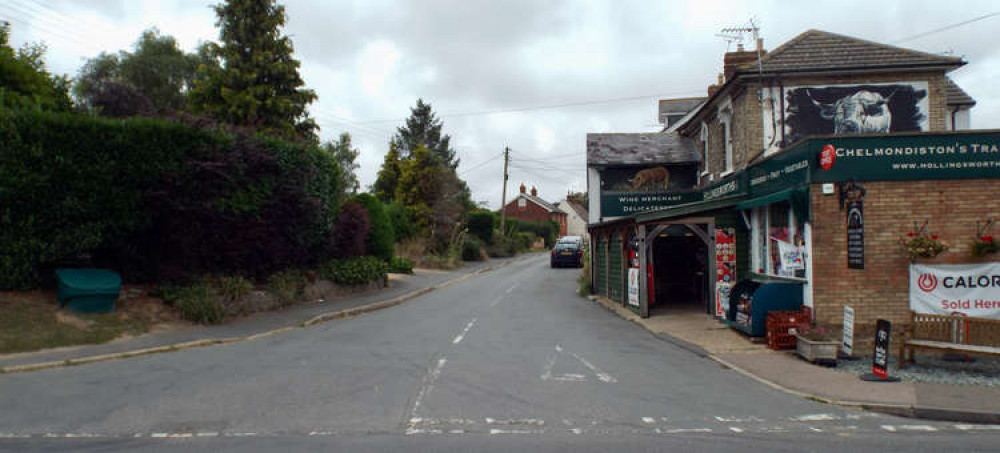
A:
[
  {"xmin": 557, "ymin": 235, "xmax": 583, "ymax": 246},
  {"xmin": 550, "ymin": 241, "xmax": 583, "ymax": 268}
]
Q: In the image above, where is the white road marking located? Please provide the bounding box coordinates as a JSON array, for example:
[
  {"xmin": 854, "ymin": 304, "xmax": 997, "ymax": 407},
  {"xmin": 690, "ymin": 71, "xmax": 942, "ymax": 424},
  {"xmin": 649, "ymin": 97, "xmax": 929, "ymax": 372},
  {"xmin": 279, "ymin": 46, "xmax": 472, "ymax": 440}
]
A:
[
  {"xmin": 792, "ymin": 413, "xmax": 840, "ymax": 422},
  {"xmin": 553, "ymin": 374, "xmax": 586, "ymax": 382},
  {"xmin": 642, "ymin": 417, "xmax": 656, "ymax": 424},
  {"xmin": 505, "ymin": 283, "xmax": 519, "ymax": 294},
  {"xmin": 565, "ymin": 348, "xmax": 617, "ymax": 383},
  {"xmin": 151, "ymin": 433, "xmax": 168, "ymax": 438},
  {"xmin": 665, "ymin": 428, "xmax": 713, "ymax": 434},
  {"xmin": 568, "ymin": 428, "xmax": 583, "ymax": 434},
  {"xmin": 485, "ymin": 418, "xmax": 544, "ymax": 426},
  {"xmin": 196, "ymin": 432, "xmax": 218, "ymax": 438},
  {"xmin": 168, "ymin": 433, "xmax": 193, "ymax": 438},
  {"xmin": 489, "ymin": 429, "xmax": 540, "ymax": 435},
  {"xmin": 452, "ymin": 319, "xmax": 477, "ymax": 344},
  {"xmin": 449, "ymin": 430, "xmax": 464, "ymax": 434},
  {"xmin": 489, "ymin": 296, "xmax": 504, "ymax": 308},
  {"xmin": 881, "ymin": 425, "xmax": 896, "ymax": 432},
  {"xmin": 716, "ymin": 416, "xmax": 764, "ymax": 423},
  {"xmin": 540, "ymin": 352, "xmax": 557, "ymax": 381},
  {"xmin": 729, "ymin": 427, "xmax": 745, "ymax": 433},
  {"xmin": 955, "ymin": 424, "xmax": 1000, "ymax": 431},
  {"xmin": 542, "ymin": 344, "xmax": 617, "ymax": 383},
  {"xmin": 405, "ymin": 356, "xmax": 448, "ymax": 433},
  {"xmin": 809, "ymin": 427, "xmax": 823, "ymax": 433},
  {"xmin": 899, "ymin": 425, "xmax": 938, "ymax": 432}
]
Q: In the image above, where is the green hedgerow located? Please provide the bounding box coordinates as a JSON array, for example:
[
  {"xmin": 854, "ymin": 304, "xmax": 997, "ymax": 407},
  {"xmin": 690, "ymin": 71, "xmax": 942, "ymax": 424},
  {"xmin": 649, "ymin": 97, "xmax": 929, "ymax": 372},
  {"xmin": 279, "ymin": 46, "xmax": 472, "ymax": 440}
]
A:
[{"xmin": 319, "ymin": 256, "xmax": 388, "ymax": 286}]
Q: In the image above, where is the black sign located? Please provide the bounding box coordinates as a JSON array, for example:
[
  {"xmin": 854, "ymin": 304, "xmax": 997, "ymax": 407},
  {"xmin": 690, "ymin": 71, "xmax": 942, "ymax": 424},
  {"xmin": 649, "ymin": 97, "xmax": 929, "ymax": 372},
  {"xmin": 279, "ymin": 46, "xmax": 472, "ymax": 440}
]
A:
[
  {"xmin": 872, "ymin": 319, "xmax": 891, "ymax": 379},
  {"xmin": 846, "ymin": 200, "xmax": 864, "ymax": 269}
]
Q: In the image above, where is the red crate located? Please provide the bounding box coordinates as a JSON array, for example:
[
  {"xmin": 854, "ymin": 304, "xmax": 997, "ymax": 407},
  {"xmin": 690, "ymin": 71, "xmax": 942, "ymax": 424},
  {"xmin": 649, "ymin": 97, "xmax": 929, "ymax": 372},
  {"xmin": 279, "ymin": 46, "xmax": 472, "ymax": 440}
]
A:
[{"xmin": 766, "ymin": 331, "xmax": 797, "ymax": 350}]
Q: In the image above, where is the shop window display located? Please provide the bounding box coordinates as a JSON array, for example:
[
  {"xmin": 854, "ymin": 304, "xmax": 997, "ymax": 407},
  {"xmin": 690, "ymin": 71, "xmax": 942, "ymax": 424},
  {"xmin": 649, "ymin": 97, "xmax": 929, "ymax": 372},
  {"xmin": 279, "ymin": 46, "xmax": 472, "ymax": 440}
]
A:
[{"xmin": 753, "ymin": 202, "xmax": 806, "ymax": 279}]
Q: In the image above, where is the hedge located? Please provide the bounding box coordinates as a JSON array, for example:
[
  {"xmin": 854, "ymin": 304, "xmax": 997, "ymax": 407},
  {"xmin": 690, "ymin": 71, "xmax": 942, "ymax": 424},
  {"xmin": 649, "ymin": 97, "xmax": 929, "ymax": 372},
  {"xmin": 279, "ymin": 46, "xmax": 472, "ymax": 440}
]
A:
[
  {"xmin": 353, "ymin": 193, "xmax": 394, "ymax": 261},
  {"xmin": 0, "ymin": 108, "xmax": 344, "ymax": 288}
]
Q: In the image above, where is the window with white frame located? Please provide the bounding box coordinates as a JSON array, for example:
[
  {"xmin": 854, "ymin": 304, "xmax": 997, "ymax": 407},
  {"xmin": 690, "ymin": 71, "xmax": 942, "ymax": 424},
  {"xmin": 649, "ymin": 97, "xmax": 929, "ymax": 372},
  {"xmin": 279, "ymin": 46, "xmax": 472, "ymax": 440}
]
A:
[
  {"xmin": 717, "ymin": 100, "xmax": 734, "ymax": 174},
  {"xmin": 750, "ymin": 202, "xmax": 806, "ymax": 279},
  {"xmin": 699, "ymin": 122, "xmax": 709, "ymax": 184}
]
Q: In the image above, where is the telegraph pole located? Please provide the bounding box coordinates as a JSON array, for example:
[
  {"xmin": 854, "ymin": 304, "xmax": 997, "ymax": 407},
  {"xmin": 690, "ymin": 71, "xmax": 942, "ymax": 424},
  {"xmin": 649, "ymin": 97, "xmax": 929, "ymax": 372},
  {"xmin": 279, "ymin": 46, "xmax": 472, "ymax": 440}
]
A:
[{"xmin": 499, "ymin": 146, "xmax": 510, "ymax": 233}]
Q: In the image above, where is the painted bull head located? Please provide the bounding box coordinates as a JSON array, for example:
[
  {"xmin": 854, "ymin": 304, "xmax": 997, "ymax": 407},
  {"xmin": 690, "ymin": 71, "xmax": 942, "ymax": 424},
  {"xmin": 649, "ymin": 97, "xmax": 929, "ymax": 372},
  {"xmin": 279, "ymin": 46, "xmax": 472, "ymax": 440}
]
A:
[{"xmin": 811, "ymin": 90, "xmax": 893, "ymax": 134}]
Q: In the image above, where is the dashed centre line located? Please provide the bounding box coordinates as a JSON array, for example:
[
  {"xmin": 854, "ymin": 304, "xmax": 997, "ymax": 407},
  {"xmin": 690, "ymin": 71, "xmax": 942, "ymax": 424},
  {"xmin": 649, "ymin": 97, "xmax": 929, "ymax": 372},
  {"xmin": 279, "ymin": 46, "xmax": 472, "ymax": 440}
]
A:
[{"xmin": 452, "ymin": 319, "xmax": 477, "ymax": 344}]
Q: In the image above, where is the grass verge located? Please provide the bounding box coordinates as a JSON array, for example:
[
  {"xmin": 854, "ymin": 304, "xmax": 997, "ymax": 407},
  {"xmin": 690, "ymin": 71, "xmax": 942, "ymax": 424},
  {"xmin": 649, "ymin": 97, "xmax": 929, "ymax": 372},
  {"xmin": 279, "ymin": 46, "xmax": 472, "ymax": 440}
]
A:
[{"xmin": 0, "ymin": 297, "xmax": 149, "ymax": 355}]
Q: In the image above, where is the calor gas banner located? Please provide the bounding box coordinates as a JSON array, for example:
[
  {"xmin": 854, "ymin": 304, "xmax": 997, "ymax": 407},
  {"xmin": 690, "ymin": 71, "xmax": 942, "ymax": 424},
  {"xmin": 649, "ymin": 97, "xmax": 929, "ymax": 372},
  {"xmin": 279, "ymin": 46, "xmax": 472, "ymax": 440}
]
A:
[{"xmin": 910, "ymin": 263, "xmax": 1000, "ymax": 319}]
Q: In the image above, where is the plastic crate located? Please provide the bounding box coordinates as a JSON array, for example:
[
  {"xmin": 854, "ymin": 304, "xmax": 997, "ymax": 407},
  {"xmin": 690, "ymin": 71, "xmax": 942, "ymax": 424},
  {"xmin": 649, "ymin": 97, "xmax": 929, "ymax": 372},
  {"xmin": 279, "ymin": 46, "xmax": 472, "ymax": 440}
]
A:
[{"xmin": 766, "ymin": 330, "xmax": 797, "ymax": 350}]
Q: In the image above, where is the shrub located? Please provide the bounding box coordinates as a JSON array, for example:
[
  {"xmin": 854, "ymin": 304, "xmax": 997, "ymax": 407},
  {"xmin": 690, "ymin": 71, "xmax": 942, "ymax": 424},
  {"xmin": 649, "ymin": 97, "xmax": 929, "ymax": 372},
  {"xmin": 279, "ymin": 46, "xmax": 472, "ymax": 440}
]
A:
[
  {"xmin": 175, "ymin": 282, "xmax": 224, "ymax": 324},
  {"xmin": 514, "ymin": 232, "xmax": 536, "ymax": 252},
  {"xmin": 385, "ymin": 201, "xmax": 416, "ymax": 242},
  {"xmin": 487, "ymin": 235, "xmax": 516, "ymax": 258},
  {"xmin": 331, "ymin": 200, "xmax": 370, "ymax": 259},
  {"xmin": 389, "ymin": 256, "xmax": 414, "ymax": 274},
  {"xmin": 267, "ymin": 269, "xmax": 307, "ymax": 307},
  {"xmin": 467, "ymin": 211, "xmax": 494, "ymax": 243},
  {"xmin": 462, "ymin": 237, "xmax": 485, "ymax": 261},
  {"xmin": 319, "ymin": 256, "xmax": 388, "ymax": 286},
  {"xmin": 212, "ymin": 275, "xmax": 253, "ymax": 302},
  {"xmin": 352, "ymin": 194, "xmax": 394, "ymax": 261}
]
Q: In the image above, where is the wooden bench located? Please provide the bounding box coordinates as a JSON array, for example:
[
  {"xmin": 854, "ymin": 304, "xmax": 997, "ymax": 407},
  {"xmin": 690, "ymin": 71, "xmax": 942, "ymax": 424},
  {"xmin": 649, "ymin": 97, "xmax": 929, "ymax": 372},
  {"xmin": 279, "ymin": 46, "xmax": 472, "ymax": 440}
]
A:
[{"xmin": 899, "ymin": 311, "xmax": 1000, "ymax": 368}]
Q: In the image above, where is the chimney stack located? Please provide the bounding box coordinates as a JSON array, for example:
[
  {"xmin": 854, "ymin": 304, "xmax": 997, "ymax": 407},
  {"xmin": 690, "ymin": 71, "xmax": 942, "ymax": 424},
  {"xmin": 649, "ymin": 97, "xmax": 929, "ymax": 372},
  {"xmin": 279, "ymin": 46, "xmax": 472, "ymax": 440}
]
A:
[
  {"xmin": 530, "ymin": 186, "xmax": 537, "ymax": 197},
  {"xmin": 519, "ymin": 183, "xmax": 526, "ymax": 194}
]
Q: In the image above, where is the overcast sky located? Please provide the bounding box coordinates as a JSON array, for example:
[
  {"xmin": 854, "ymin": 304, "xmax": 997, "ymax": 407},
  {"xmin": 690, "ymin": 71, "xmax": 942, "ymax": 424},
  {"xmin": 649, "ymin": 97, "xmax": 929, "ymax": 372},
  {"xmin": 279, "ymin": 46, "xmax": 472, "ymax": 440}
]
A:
[{"xmin": 3, "ymin": 1, "xmax": 998, "ymax": 209}]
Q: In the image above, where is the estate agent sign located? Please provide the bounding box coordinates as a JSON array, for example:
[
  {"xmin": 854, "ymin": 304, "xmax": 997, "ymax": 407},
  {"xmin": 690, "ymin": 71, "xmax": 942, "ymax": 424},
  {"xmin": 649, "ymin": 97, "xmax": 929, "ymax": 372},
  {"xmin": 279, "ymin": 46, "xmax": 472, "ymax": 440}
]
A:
[{"xmin": 910, "ymin": 263, "xmax": 1000, "ymax": 319}]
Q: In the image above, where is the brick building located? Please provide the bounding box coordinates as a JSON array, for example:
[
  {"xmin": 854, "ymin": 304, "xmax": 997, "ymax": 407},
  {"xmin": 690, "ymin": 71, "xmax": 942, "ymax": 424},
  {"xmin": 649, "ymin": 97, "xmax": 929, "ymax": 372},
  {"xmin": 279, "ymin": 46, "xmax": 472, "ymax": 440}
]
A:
[
  {"xmin": 587, "ymin": 30, "xmax": 999, "ymax": 347},
  {"xmin": 502, "ymin": 184, "xmax": 568, "ymax": 236}
]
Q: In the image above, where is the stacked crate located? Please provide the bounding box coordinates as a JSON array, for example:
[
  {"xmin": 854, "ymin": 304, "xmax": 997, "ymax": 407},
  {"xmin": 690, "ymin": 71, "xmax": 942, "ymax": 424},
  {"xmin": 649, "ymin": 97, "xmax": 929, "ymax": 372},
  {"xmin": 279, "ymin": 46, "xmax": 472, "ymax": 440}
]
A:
[{"xmin": 765, "ymin": 306, "xmax": 812, "ymax": 350}]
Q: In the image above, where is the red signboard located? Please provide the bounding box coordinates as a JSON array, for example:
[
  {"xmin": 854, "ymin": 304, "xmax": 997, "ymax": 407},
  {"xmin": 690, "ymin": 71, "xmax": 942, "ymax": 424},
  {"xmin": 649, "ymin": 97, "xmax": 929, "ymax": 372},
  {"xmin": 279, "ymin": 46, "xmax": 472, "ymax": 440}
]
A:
[{"xmin": 819, "ymin": 144, "xmax": 836, "ymax": 170}]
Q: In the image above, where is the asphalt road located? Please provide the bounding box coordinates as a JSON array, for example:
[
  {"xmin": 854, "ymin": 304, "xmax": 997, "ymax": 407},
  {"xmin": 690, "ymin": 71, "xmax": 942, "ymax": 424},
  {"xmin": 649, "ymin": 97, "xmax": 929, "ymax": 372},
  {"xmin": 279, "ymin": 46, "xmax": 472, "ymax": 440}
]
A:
[{"xmin": 1, "ymin": 254, "xmax": 998, "ymax": 451}]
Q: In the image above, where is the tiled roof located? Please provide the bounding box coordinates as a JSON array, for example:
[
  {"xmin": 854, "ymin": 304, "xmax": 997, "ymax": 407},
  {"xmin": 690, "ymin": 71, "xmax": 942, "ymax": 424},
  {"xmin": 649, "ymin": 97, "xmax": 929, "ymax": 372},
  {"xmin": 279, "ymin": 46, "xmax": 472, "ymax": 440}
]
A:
[
  {"xmin": 737, "ymin": 29, "xmax": 965, "ymax": 74},
  {"xmin": 659, "ymin": 97, "xmax": 706, "ymax": 116},
  {"xmin": 508, "ymin": 192, "xmax": 560, "ymax": 213},
  {"xmin": 587, "ymin": 133, "xmax": 699, "ymax": 166},
  {"xmin": 945, "ymin": 77, "xmax": 976, "ymax": 106},
  {"xmin": 557, "ymin": 199, "xmax": 588, "ymax": 220}
]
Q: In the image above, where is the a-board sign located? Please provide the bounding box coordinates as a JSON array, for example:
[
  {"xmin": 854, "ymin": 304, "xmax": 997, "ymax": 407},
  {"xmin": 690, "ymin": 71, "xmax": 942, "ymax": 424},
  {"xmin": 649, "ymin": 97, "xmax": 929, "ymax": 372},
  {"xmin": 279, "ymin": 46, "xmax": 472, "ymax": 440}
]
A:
[
  {"xmin": 842, "ymin": 306, "xmax": 854, "ymax": 357},
  {"xmin": 872, "ymin": 319, "xmax": 891, "ymax": 379}
]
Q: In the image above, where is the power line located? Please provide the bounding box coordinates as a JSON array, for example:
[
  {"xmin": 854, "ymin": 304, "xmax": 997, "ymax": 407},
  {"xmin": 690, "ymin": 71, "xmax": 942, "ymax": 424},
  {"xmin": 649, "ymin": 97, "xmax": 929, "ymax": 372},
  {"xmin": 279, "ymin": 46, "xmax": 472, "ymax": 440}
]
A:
[
  {"xmin": 458, "ymin": 151, "xmax": 504, "ymax": 176},
  {"xmin": 891, "ymin": 11, "xmax": 1000, "ymax": 44},
  {"xmin": 353, "ymin": 89, "xmax": 706, "ymax": 124}
]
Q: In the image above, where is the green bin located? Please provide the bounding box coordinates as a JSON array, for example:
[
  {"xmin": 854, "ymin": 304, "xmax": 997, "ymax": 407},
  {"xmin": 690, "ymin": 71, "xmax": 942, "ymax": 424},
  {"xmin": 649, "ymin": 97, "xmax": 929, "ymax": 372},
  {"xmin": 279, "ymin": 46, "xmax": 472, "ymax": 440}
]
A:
[{"xmin": 55, "ymin": 269, "xmax": 121, "ymax": 314}]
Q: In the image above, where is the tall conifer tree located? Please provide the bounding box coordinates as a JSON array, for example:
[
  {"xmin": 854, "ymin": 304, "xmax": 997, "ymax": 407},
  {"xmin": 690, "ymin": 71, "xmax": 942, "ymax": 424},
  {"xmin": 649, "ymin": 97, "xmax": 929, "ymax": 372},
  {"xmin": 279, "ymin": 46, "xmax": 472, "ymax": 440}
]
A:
[{"xmin": 189, "ymin": 0, "xmax": 317, "ymax": 141}]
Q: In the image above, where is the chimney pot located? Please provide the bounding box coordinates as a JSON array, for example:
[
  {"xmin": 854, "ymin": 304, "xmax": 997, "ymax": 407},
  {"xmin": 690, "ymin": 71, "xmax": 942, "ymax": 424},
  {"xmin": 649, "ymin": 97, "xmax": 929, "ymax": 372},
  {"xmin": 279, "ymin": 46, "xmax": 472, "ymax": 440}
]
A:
[
  {"xmin": 519, "ymin": 183, "xmax": 526, "ymax": 194},
  {"xmin": 531, "ymin": 186, "xmax": 538, "ymax": 197}
]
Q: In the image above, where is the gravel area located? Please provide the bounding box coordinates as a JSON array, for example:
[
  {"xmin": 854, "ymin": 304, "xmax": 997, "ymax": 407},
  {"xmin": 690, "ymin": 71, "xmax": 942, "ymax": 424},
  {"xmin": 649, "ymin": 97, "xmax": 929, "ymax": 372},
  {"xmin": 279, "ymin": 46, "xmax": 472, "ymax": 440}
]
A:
[{"xmin": 832, "ymin": 353, "xmax": 1000, "ymax": 387}]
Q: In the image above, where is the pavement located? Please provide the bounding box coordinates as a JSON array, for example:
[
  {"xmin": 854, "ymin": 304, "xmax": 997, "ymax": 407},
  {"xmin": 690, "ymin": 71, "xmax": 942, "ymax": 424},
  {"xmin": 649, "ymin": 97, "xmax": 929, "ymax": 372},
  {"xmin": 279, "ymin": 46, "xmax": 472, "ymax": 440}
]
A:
[
  {"xmin": 0, "ymin": 256, "xmax": 526, "ymax": 374},
  {"xmin": 588, "ymin": 296, "xmax": 1000, "ymax": 424}
]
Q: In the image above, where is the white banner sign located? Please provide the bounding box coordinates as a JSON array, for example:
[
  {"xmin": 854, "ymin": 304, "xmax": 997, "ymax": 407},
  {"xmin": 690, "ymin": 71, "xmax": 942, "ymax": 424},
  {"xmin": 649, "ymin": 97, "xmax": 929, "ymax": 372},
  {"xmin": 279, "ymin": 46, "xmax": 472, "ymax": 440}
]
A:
[
  {"xmin": 842, "ymin": 306, "xmax": 854, "ymax": 357},
  {"xmin": 909, "ymin": 263, "xmax": 1000, "ymax": 319},
  {"xmin": 627, "ymin": 268, "xmax": 640, "ymax": 307}
]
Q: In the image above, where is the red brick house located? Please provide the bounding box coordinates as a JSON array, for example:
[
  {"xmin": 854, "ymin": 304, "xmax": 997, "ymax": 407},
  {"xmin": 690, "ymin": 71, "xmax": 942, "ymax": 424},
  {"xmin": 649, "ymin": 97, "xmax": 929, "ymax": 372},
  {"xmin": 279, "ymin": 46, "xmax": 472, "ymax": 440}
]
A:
[{"xmin": 502, "ymin": 184, "xmax": 568, "ymax": 236}]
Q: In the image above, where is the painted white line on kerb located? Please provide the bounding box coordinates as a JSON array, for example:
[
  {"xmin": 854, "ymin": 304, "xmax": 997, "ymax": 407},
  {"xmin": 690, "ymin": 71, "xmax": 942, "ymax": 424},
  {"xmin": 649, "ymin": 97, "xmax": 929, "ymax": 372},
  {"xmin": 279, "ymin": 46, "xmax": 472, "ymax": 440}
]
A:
[{"xmin": 452, "ymin": 319, "xmax": 477, "ymax": 344}]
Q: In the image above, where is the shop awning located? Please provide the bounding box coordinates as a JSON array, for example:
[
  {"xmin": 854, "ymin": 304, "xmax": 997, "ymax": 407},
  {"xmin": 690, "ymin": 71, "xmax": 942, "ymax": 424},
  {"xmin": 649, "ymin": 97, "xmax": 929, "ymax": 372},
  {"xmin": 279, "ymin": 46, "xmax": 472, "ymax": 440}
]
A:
[{"xmin": 735, "ymin": 186, "xmax": 810, "ymax": 222}]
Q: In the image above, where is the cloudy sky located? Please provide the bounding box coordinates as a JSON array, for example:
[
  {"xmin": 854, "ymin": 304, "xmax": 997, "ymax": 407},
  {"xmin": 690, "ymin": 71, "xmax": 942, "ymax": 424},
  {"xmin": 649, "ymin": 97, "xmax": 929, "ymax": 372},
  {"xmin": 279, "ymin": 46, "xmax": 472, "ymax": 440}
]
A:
[{"xmin": 3, "ymin": 0, "xmax": 999, "ymax": 209}]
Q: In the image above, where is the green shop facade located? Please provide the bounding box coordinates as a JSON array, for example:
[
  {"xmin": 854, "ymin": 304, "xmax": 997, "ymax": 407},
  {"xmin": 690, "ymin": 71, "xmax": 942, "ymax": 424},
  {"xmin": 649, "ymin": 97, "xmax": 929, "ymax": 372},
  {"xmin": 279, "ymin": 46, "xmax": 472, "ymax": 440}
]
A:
[{"xmin": 588, "ymin": 130, "xmax": 1000, "ymax": 331}]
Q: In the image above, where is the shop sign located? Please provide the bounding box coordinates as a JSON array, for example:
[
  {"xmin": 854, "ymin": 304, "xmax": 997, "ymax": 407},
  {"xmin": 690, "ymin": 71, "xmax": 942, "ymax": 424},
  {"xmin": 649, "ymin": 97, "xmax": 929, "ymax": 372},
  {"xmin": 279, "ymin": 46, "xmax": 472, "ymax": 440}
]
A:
[
  {"xmin": 600, "ymin": 191, "xmax": 700, "ymax": 217},
  {"xmin": 715, "ymin": 228, "xmax": 737, "ymax": 318},
  {"xmin": 842, "ymin": 305, "xmax": 854, "ymax": 357},
  {"xmin": 846, "ymin": 200, "xmax": 864, "ymax": 269},
  {"xmin": 909, "ymin": 263, "xmax": 1000, "ymax": 319},
  {"xmin": 872, "ymin": 319, "xmax": 891, "ymax": 379},
  {"xmin": 702, "ymin": 176, "xmax": 744, "ymax": 201},
  {"xmin": 748, "ymin": 150, "xmax": 811, "ymax": 197},
  {"xmin": 811, "ymin": 132, "xmax": 1000, "ymax": 183}
]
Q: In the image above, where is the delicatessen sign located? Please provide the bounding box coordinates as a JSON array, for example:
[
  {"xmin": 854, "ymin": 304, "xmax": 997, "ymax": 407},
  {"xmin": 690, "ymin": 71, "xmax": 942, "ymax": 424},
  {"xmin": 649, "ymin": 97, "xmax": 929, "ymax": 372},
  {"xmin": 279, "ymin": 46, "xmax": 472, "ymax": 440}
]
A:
[{"xmin": 910, "ymin": 263, "xmax": 1000, "ymax": 319}]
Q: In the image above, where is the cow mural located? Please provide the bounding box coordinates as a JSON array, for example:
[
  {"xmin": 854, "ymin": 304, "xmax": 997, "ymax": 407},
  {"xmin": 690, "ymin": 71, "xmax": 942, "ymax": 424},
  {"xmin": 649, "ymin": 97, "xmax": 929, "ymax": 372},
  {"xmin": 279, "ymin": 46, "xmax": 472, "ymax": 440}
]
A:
[
  {"xmin": 629, "ymin": 166, "xmax": 671, "ymax": 191},
  {"xmin": 782, "ymin": 83, "xmax": 928, "ymax": 147},
  {"xmin": 811, "ymin": 90, "xmax": 893, "ymax": 134}
]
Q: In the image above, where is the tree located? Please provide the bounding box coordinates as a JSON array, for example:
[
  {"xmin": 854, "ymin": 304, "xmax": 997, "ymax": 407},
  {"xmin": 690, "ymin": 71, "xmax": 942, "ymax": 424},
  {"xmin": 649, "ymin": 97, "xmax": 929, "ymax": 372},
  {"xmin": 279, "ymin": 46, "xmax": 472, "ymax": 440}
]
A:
[
  {"xmin": 74, "ymin": 28, "xmax": 206, "ymax": 116},
  {"xmin": 0, "ymin": 23, "xmax": 72, "ymax": 111},
  {"xmin": 372, "ymin": 142, "xmax": 402, "ymax": 202},
  {"xmin": 188, "ymin": 0, "xmax": 318, "ymax": 141},
  {"xmin": 394, "ymin": 98, "xmax": 458, "ymax": 168},
  {"xmin": 325, "ymin": 132, "xmax": 360, "ymax": 195}
]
